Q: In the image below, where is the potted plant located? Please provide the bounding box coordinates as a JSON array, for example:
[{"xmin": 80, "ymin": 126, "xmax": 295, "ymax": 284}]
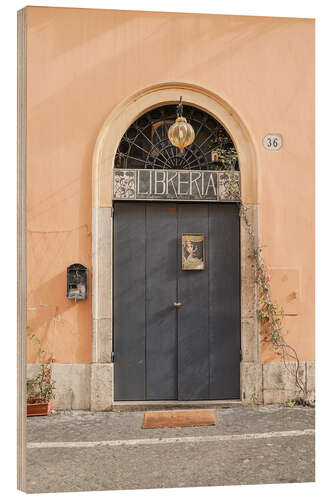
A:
[
  {"xmin": 209, "ymin": 132, "xmax": 239, "ymax": 171},
  {"xmin": 27, "ymin": 332, "xmax": 56, "ymax": 416}
]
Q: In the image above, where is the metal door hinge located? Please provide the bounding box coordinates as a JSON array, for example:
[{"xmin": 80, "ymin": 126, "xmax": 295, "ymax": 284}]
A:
[
  {"xmin": 240, "ymin": 349, "xmax": 243, "ymax": 362},
  {"xmin": 111, "ymin": 207, "xmax": 115, "ymax": 217},
  {"xmin": 111, "ymin": 351, "xmax": 115, "ymax": 362}
]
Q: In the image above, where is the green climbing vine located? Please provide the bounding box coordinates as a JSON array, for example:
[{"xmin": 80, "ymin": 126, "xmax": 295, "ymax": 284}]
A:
[
  {"xmin": 216, "ymin": 151, "xmax": 311, "ymax": 405},
  {"xmin": 239, "ymin": 203, "xmax": 308, "ymax": 403}
]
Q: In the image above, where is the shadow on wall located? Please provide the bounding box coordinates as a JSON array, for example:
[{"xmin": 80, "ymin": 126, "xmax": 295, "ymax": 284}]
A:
[{"xmin": 27, "ymin": 270, "xmax": 92, "ymax": 364}]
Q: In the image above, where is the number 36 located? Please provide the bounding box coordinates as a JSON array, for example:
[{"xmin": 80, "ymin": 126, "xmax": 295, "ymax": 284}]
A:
[{"xmin": 263, "ymin": 134, "xmax": 282, "ymax": 151}]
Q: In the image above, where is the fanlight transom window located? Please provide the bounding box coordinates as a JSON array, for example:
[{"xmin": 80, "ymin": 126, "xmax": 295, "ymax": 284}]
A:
[{"xmin": 115, "ymin": 105, "xmax": 238, "ymax": 171}]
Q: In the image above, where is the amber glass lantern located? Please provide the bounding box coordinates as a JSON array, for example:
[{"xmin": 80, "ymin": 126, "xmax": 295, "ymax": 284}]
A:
[{"xmin": 168, "ymin": 97, "xmax": 195, "ymax": 154}]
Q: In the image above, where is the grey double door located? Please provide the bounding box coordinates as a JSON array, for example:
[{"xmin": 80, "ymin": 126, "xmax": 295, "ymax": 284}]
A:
[{"xmin": 113, "ymin": 202, "xmax": 240, "ymax": 401}]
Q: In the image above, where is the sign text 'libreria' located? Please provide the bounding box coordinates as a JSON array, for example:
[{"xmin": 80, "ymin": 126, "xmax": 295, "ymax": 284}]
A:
[{"xmin": 113, "ymin": 169, "xmax": 240, "ymax": 202}]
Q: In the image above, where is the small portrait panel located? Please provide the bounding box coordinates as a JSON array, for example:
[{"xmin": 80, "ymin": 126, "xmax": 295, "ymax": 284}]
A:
[{"xmin": 182, "ymin": 234, "xmax": 205, "ymax": 270}]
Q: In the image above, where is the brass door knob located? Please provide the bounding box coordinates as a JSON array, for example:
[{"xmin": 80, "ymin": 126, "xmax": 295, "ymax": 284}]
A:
[{"xmin": 173, "ymin": 302, "xmax": 183, "ymax": 308}]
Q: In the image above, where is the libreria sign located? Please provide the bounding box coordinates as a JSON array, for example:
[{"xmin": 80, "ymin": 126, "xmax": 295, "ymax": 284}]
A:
[{"xmin": 113, "ymin": 169, "xmax": 240, "ymax": 202}]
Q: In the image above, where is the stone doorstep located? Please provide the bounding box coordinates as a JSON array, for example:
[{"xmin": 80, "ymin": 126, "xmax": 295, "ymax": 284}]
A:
[{"xmin": 112, "ymin": 400, "xmax": 243, "ymax": 412}]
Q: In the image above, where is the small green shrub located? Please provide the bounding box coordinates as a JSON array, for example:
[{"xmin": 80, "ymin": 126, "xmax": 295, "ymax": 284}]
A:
[{"xmin": 27, "ymin": 332, "xmax": 56, "ymax": 404}]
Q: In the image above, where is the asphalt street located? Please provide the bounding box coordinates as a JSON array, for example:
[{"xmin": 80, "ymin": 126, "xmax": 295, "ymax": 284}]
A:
[{"xmin": 26, "ymin": 406, "xmax": 315, "ymax": 493}]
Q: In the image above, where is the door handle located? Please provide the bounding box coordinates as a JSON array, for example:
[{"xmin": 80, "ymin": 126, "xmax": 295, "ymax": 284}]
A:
[{"xmin": 173, "ymin": 302, "xmax": 183, "ymax": 308}]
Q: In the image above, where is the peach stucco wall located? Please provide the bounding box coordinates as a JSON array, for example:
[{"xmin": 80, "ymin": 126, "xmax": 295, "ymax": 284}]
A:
[{"xmin": 26, "ymin": 7, "xmax": 314, "ymax": 364}]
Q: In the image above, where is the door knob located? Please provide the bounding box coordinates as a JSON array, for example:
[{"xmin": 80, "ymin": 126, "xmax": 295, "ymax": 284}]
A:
[{"xmin": 173, "ymin": 302, "xmax": 183, "ymax": 308}]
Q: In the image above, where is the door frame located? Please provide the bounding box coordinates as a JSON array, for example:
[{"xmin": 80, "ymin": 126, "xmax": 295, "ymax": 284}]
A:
[{"xmin": 91, "ymin": 81, "xmax": 261, "ymax": 410}]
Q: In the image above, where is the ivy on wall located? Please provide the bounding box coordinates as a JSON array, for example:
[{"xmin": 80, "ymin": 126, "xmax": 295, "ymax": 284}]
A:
[{"xmin": 219, "ymin": 158, "xmax": 312, "ymax": 405}]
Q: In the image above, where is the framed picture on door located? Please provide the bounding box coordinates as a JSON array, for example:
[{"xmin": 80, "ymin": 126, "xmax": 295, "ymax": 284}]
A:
[{"xmin": 181, "ymin": 233, "xmax": 205, "ymax": 270}]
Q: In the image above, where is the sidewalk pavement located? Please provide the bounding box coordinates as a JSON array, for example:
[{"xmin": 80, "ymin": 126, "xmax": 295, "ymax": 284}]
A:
[{"xmin": 26, "ymin": 405, "xmax": 315, "ymax": 493}]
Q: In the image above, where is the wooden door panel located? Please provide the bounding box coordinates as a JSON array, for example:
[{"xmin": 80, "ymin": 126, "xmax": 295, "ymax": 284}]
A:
[
  {"xmin": 113, "ymin": 202, "xmax": 146, "ymax": 400},
  {"xmin": 177, "ymin": 204, "xmax": 210, "ymax": 400},
  {"xmin": 146, "ymin": 203, "xmax": 178, "ymax": 400},
  {"xmin": 208, "ymin": 204, "xmax": 241, "ymax": 399}
]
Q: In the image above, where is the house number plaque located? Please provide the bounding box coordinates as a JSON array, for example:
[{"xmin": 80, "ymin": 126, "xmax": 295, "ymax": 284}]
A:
[{"xmin": 263, "ymin": 134, "xmax": 283, "ymax": 151}]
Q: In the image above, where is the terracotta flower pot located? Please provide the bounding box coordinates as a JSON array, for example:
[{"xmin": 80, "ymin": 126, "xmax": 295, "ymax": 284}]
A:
[{"xmin": 27, "ymin": 399, "xmax": 53, "ymax": 417}]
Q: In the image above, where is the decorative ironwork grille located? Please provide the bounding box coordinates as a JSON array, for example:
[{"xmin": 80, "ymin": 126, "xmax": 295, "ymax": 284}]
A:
[{"xmin": 114, "ymin": 105, "xmax": 239, "ymax": 171}]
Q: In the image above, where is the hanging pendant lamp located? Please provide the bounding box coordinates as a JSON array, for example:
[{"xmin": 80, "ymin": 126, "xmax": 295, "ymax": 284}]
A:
[{"xmin": 168, "ymin": 96, "xmax": 195, "ymax": 154}]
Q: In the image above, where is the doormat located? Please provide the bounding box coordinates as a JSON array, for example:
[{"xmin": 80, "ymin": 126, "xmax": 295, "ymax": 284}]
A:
[{"xmin": 142, "ymin": 409, "xmax": 216, "ymax": 429}]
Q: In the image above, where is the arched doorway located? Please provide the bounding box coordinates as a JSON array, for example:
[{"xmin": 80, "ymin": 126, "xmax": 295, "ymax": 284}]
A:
[
  {"xmin": 91, "ymin": 82, "xmax": 260, "ymax": 410},
  {"xmin": 113, "ymin": 103, "xmax": 240, "ymax": 401}
]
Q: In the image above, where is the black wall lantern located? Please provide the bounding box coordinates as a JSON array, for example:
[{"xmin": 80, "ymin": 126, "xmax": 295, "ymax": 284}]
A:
[{"xmin": 66, "ymin": 263, "xmax": 88, "ymax": 300}]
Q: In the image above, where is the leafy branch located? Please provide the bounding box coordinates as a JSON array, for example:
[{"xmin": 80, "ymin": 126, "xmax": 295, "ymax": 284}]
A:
[
  {"xmin": 27, "ymin": 330, "xmax": 56, "ymax": 404},
  {"xmin": 221, "ymin": 165, "xmax": 311, "ymax": 405},
  {"xmin": 208, "ymin": 132, "xmax": 239, "ymax": 170},
  {"xmin": 239, "ymin": 203, "xmax": 309, "ymax": 403}
]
